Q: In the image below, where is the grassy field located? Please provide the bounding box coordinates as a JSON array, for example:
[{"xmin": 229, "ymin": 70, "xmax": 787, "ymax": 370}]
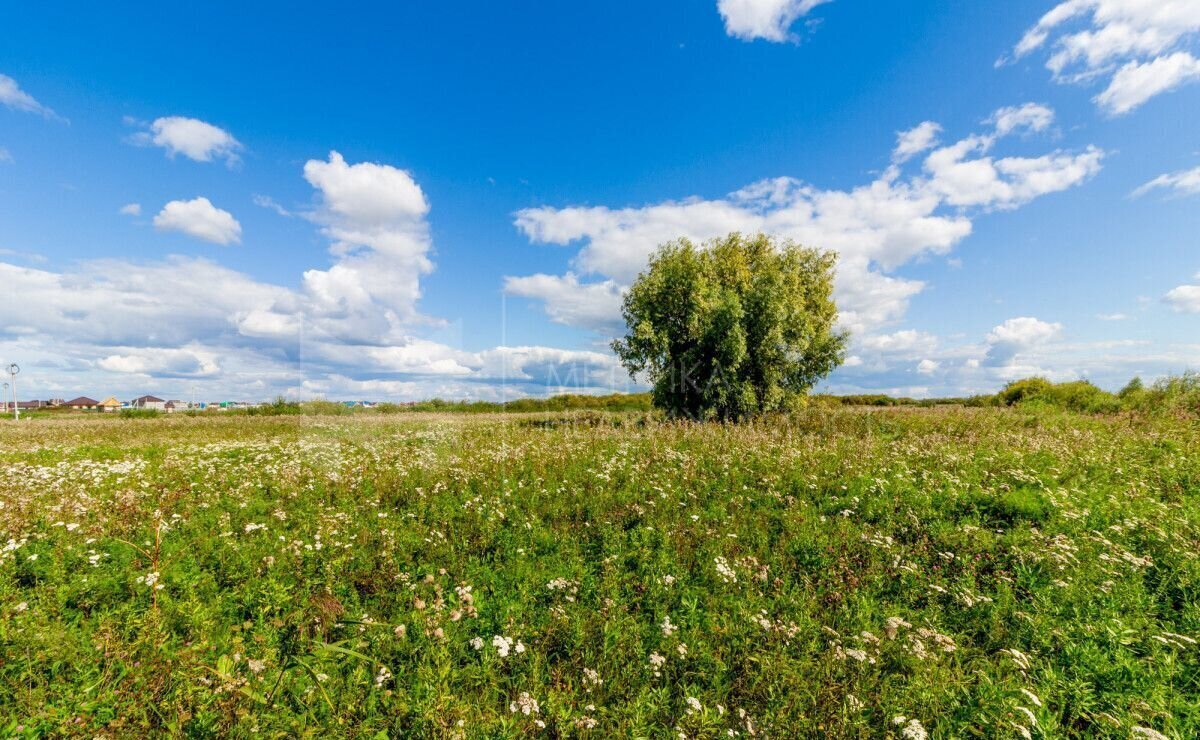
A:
[{"xmin": 1, "ymin": 408, "xmax": 1198, "ymax": 738}]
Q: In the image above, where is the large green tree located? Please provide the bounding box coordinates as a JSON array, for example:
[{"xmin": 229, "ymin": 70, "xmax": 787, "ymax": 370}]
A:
[{"xmin": 612, "ymin": 233, "xmax": 846, "ymax": 421}]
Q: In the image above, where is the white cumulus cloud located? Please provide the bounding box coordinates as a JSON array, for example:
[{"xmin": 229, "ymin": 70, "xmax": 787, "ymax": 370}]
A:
[
  {"xmin": 717, "ymin": 0, "xmax": 832, "ymax": 42},
  {"xmin": 893, "ymin": 122, "xmax": 942, "ymax": 163},
  {"xmin": 1165, "ymin": 277, "xmax": 1200, "ymax": 312},
  {"xmin": 132, "ymin": 116, "xmax": 242, "ymax": 165},
  {"xmin": 984, "ymin": 316, "xmax": 1064, "ymax": 376},
  {"xmin": 1097, "ymin": 52, "xmax": 1200, "ymax": 114},
  {"xmin": 98, "ymin": 347, "xmax": 221, "ymax": 378},
  {"xmin": 988, "ymin": 103, "xmax": 1056, "ymax": 137},
  {"xmin": 299, "ymin": 151, "xmax": 435, "ymax": 334},
  {"xmin": 504, "ymin": 273, "xmax": 625, "ymax": 332},
  {"xmin": 1009, "ymin": 0, "xmax": 1200, "ymax": 115},
  {"xmin": 154, "ymin": 197, "xmax": 242, "ymax": 245}
]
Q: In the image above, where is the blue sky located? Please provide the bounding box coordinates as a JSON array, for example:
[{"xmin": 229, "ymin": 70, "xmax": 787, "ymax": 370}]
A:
[{"xmin": 1, "ymin": 0, "xmax": 1197, "ymax": 401}]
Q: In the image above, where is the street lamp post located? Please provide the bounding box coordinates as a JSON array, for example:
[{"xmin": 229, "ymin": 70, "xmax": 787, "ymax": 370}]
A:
[
  {"xmin": 1, "ymin": 382, "xmax": 7, "ymax": 414},
  {"xmin": 6, "ymin": 364, "xmax": 18, "ymax": 421}
]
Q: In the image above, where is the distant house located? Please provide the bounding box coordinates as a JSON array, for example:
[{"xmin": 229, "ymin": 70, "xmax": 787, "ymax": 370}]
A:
[
  {"xmin": 130, "ymin": 395, "xmax": 167, "ymax": 411},
  {"xmin": 99, "ymin": 397, "xmax": 121, "ymax": 412},
  {"xmin": 164, "ymin": 400, "xmax": 187, "ymax": 412},
  {"xmin": 63, "ymin": 396, "xmax": 100, "ymax": 410}
]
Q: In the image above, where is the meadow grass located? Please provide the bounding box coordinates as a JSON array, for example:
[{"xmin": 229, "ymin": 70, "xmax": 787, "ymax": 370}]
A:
[{"xmin": 1, "ymin": 408, "xmax": 1198, "ymax": 737}]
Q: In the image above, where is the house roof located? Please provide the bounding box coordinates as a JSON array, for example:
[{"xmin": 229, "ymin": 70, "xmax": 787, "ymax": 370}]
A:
[
  {"xmin": 132, "ymin": 395, "xmax": 165, "ymax": 403},
  {"xmin": 99, "ymin": 397, "xmax": 121, "ymax": 406},
  {"xmin": 64, "ymin": 396, "xmax": 99, "ymax": 406}
]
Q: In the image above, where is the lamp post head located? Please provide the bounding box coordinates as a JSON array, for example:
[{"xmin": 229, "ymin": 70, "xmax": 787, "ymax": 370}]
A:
[{"xmin": 5, "ymin": 363, "xmax": 17, "ymax": 376}]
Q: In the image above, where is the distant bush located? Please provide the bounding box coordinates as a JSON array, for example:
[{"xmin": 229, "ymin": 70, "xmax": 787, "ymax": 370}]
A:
[
  {"xmin": 299, "ymin": 400, "xmax": 353, "ymax": 416},
  {"xmin": 998, "ymin": 378, "xmax": 1054, "ymax": 406},
  {"xmin": 242, "ymin": 398, "xmax": 353, "ymax": 416},
  {"xmin": 1152, "ymin": 372, "xmax": 1200, "ymax": 413},
  {"xmin": 1118, "ymin": 376, "xmax": 1144, "ymax": 399},
  {"xmin": 996, "ymin": 378, "xmax": 1121, "ymax": 414},
  {"xmin": 962, "ymin": 394, "xmax": 1000, "ymax": 408},
  {"xmin": 1036, "ymin": 381, "xmax": 1121, "ymax": 414},
  {"xmin": 119, "ymin": 408, "xmax": 160, "ymax": 419},
  {"xmin": 817, "ymin": 394, "xmax": 986, "ymax": 409},
  {"xmin": 245, "ymin": 397, "xmax": 303, "ymax": 416},
  {"xmin": 837, "ymin": 394, "xmax": 904, "ymax": 407},
  {"xmin": 1121, "ymin": 371, "xmax": 1200, "ymax": 415}
]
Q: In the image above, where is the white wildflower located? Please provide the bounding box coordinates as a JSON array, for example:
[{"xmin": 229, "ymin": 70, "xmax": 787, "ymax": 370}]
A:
[
  {"xmin": 509, "ymin": 691, "xmax": 540, "ymax": 715},
  {"xmin": 648, "ymin": 651, "xmax": 666, "ymax": 677},
  {"xmin": 661, "ymin": 615, "xmax": 677, "ymax": 637},
  {"xmin": 714, "ymin": 557, "xmax": 737, "ymax": 583},
  {"xmin": 885, "ymin": 616, "xmax": 911, "ymax": 640},
  {"xmin": 493, "ymin": 635, "xmax": 514, "ymax": 657},
  {"xmin": 899, "ymin": 718, "xmax": 927, "ymax": 740},
  {"xmin": 374, "ymin": 666, "xmax": 391, "ymax": 688}
]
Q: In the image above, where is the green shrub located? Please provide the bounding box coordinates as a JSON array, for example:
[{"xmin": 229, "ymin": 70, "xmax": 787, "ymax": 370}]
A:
[
  {"xmin": 245, "ymin": 396, "xmax": 303, "ymax": 416},
  {"xmin": 998, "ymin": 377, "xmax": 1053, "ymax": 406},
  {"xmin": 1145, "ymin": 371, "xmax": 1200, "ymax": 414},
  {"xmin": 996, "ymin": 378, "xmax": 1120, "ymax": 414},
  {"xmin": 1118, "ymin": 376, "xmax": 1144, "ymax": 398},
  {"xmin": 1041, "ymin": 380, "xmax": 1121, "ymax": 414},
  {"xmin": 299, "ymin": 400, "xmax": 353, "ymax": 416}
]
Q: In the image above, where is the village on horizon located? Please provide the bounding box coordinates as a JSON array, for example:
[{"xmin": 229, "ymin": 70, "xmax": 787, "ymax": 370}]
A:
[{"xmin": 0, "ymin": 394, "xmax": 388, "ymax": 412}]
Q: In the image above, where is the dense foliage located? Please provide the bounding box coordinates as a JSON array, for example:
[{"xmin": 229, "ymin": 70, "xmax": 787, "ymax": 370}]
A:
[
  {"xmin": 993, "ymin": 373, "xmax": 1200, "ymax": 416},
  {"xmin": 613, "ymin": 234, "xmax": 846, "ymax": 421},
  {"xmin": 2, "ymin": 407, "xmax": 1198, "ymax": 737}
]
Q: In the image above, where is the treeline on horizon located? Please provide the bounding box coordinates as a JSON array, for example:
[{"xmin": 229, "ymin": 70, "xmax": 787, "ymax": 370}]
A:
[
  {"xmin": 242, "ymin": 372, "xmax": 1200, "ymax": 417},
  {"xmin": 823, "ymin": 372, "xmax": 1200, "ymax": 415}
]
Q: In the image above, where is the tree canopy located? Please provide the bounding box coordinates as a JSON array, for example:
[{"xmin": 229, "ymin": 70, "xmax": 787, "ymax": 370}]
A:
[{"xmin": 612, "ymin": 233, "xmax": 846, "ymax": 421}]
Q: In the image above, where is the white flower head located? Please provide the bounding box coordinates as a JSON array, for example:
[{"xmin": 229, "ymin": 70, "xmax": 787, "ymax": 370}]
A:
[
  {"xmin": 492, "ymin": 635, "xmax": 515, "ymax": 657},
  {"xmin": 509, "ymin": 691, "xmax": 540, "ymax": 715}
]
